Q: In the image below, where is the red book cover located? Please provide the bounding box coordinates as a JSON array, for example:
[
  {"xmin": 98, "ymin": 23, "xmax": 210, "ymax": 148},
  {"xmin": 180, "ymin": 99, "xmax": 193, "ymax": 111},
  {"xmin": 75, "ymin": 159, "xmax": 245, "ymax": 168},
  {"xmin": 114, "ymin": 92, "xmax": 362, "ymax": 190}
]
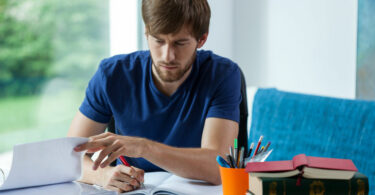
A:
[{"xmin": 245, "ymin": 154, "xmax": 358, "ymax": 173}]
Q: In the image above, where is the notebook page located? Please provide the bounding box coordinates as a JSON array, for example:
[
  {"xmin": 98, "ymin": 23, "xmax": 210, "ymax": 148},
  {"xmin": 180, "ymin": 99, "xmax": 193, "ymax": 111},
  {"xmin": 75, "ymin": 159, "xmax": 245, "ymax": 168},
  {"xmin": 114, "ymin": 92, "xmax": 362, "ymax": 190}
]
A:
[
  {"xmin": 0, "ymin": 182, "xmax": 83, "ymax": 195},
  {"xmin": 0, "ymin": 137, "xmax": 88, "ymax": 191},
  {"xmin": 0, "ymin": 182, "xmax": 118, "ymax": 195},
  {"xmin": 78, "ymin": 182, "xmax": 116, "ymax": 195},
  {"xmin": 0, "ymin": 151, "xmax": 12, "ymax": 184},
  {"xmin": 153, "ymin": 174, "xmax": 222, "ymax": 195},
  {"xmin": 0, "ymin": 167, "xmax": 9, "ymax": 185}
]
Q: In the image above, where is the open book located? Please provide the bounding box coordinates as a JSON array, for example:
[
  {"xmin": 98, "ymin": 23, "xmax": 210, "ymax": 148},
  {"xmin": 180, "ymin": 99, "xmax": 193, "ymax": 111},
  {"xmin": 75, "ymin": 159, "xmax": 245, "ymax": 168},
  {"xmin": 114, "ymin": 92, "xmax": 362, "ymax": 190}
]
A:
[
  {"xmin": 245, "ymin": 154, "xmax": 357, "ymax": 180},
  {"xmin": 0, "ymin": 137, "xmax": 88, "ymax": 191},
  {"xmin": 121, "ymin": 172, "xmax": 221, "ymax": 195},
  {"xmin": 0, "ymin": 137, "xmax": 222, "ymax": 195}
]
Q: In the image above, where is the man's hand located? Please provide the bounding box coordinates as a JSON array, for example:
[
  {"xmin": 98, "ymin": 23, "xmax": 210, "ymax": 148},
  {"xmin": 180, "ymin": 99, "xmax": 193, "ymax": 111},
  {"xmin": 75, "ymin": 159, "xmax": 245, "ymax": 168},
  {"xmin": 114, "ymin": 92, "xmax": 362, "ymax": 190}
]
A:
[
  {"xmin": 67, "ymin": 112, "xmax": 146, "ymax": 192},
  {"xmin": 99, "ymin": 165, "xmax": 145, "ymax": 193},
  {"xmin": 74, "ymin": 132, "xmax": 148, "ymax": 170}
]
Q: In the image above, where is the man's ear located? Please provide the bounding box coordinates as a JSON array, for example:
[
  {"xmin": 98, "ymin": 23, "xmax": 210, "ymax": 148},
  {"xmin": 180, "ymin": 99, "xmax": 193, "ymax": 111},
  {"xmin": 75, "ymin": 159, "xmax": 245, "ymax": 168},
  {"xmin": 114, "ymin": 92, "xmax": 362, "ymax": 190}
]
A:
[{"xmin": 197, "ymin": 33, "xmax": 208, "ymax": 48}]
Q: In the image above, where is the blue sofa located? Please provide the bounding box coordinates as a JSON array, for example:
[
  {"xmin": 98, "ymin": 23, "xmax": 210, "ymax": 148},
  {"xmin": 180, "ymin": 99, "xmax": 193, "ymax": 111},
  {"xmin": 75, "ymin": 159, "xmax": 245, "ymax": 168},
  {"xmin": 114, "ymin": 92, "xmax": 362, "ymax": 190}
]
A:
[{"xmin": 248, "ymin": 88, "xmax": 374, "ymax": 194}]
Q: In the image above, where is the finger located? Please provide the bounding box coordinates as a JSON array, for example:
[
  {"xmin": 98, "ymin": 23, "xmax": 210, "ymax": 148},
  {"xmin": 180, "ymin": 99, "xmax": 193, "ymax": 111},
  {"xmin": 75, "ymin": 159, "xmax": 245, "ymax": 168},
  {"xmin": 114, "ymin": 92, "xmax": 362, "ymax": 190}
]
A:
[
  {"xmin": 118, "ymin": 165, "xmax": 144, "ymax": 185},
  {"xmin": 110, "ymin": 180, "xmax": 134, "ymax": 192},
  {"xmin": 88, "ymin": 132, "xmax": 117, "ymax": 146},
  {"xmin": 74, "ymin": 141, "xmax": 104, "ymax": 152},
  {"xmin": 132, "ymin": 166, "xmax": 145, "ymax": 183},
  {"xmin": 90, "ymin": 132, "xmax": 114, "ymax": 140},
  {"xmin": 112, "ymin": 170, "xmax": 140, "ymax": 187},
  {"xmin": 74, "ymin": 136, "xmax": 112, "ymax": 152},
  {"xmin": 74, "ymin": 132, "xmax": 114, "ymax": 152},
  {"xmin": 74, "ymin": 144, "xmax": 104, "ymax": 153},
  {"xmin": 93, "ymin": 144, "xmax": 121, "ymax": 170},
  {"xmin": 100, "ymin": 147, "xmax": 124, "ymax": 168}
]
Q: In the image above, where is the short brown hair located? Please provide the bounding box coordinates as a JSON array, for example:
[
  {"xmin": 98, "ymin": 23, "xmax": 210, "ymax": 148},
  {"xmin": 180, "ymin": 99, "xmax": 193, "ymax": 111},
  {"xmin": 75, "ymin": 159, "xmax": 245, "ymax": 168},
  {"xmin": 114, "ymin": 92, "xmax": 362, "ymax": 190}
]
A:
[{"xmin": 142, "ymin": 0, "xmax": 211, "ymax": 40}]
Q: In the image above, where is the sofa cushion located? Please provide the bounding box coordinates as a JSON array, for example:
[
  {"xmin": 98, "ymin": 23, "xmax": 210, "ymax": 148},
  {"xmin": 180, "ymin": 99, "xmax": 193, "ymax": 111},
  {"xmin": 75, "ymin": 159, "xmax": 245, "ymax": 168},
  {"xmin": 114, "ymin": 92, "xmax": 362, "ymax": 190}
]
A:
[{"xmin": 249, "ymin": 88, "xmax": 375, "ymax": 193}]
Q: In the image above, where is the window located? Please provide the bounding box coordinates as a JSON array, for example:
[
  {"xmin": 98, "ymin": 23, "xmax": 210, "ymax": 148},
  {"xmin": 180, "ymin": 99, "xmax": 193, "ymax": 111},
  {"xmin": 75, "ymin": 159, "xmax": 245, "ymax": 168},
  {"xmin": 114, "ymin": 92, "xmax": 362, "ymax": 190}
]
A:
[{"xmin": 0, "ymin": 0, "xmax": 141, "ymax": 156}]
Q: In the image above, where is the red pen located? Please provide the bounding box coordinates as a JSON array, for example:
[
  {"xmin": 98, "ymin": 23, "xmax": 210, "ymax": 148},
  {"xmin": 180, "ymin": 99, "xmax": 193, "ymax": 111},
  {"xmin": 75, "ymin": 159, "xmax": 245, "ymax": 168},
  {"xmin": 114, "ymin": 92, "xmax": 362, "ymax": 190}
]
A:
[
  {"xmin": 253, "ymin": 135, "xmax": 263, "ymax": 157},
  {"xmin": 119, "ymin": 156, "xmax": 130, "ymax": 167}
]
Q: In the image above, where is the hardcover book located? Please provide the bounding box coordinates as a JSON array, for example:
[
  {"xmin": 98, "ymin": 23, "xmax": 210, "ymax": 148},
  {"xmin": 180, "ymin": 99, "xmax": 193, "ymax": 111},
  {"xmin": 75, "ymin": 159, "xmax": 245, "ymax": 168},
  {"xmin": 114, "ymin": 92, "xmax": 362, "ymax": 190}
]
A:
[
  {"xmin": 245, "ymin": 154, "xmax": 357, "ymax": 180},
  {"xmin": 248, "ymin": 172, "xmax": 369, "ymax": 195}
]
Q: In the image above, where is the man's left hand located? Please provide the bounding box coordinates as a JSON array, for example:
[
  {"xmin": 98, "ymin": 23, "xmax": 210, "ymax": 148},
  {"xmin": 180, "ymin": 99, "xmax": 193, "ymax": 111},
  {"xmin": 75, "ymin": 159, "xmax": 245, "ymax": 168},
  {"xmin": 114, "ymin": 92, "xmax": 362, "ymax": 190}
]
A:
[{"xmin": 74, "ymin": 132, "xmax": 148, "ymax": 170}]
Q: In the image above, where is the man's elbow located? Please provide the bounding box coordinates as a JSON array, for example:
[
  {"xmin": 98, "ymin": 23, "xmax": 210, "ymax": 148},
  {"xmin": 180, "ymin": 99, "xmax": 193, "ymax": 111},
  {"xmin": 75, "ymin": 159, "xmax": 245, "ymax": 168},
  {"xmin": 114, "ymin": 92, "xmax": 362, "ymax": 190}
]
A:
[
  {"xmin": 207, "ymin": 170, "xmax": 222, "ymax": 185},
  {"xmin": 210, "ymin": 176, "xmax": 222, "ymax": 185}
]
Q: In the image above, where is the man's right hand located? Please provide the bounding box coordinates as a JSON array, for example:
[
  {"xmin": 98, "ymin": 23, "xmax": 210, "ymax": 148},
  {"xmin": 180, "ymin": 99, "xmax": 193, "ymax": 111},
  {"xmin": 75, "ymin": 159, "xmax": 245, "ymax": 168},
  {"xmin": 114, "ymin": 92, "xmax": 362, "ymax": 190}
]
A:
[
  {"xmin": 98, "ymin": 165, "xmax": 145, "ymax": 193},
  {"xmin": 67, "ymin": 112, "xmax": 145, "ymax": 193}
]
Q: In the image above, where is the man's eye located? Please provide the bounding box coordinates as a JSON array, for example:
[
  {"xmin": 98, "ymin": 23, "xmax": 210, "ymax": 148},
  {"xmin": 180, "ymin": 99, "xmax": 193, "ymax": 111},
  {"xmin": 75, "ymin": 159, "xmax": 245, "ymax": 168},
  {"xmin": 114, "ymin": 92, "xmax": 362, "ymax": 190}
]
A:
[
  {"xmin": 175, "ymin": 42, "xmax": 185, "ymax": 46},
  {"xmin": 156, "ymin": 40, "xmax": 164, "ymax": 44}
]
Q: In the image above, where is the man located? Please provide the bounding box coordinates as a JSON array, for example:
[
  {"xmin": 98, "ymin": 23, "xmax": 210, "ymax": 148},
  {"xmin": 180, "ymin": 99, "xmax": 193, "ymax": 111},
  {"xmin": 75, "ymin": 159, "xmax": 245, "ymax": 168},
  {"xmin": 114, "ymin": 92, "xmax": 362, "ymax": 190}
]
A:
[{"xmin": 69, "ymin": 0, "xmax": 241, "ymax": 193}]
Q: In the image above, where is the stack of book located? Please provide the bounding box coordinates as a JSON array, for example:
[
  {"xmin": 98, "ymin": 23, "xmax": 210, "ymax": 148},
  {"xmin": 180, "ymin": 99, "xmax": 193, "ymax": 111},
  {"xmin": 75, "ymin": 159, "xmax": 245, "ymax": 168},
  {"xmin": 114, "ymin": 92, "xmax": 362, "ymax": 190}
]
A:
[{"xmin": 245, "ymin": 154, "xmax": 369, "ymax": 195}]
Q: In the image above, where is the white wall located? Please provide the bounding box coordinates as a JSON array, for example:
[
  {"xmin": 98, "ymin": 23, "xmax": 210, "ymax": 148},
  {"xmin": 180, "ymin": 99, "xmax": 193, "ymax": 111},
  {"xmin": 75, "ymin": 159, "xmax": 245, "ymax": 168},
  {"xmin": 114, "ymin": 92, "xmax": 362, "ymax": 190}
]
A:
[
  {"xmin": 206, "ymin": 0, "xmax": 358, "ymax": 99},
  {"xmin": 264, "ymin": 0, "xmax": 357, "ymax": 98},
  {"xmin": 202, "ymin": 0, "xmax": 234, "ymax": 60},
  {"xmin": 110, "ymin": 0, "xmax": 138, "ymax": 55}
]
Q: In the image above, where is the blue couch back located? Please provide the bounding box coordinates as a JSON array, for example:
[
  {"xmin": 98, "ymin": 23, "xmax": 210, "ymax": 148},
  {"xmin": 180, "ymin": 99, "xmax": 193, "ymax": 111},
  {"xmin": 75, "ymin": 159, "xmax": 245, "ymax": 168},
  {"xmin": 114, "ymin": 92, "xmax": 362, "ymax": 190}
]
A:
[{"xmin": 249, "ymin": 88, "xmax": 374, "ymax": 194}]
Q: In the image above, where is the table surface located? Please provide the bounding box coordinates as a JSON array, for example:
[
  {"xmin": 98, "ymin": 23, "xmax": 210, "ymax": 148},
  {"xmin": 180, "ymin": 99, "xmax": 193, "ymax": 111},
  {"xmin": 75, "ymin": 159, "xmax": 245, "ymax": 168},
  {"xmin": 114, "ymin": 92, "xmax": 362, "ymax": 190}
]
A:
[{"xmin": 0, "ymin": 151, "xmax": 223, "ymax": 195}]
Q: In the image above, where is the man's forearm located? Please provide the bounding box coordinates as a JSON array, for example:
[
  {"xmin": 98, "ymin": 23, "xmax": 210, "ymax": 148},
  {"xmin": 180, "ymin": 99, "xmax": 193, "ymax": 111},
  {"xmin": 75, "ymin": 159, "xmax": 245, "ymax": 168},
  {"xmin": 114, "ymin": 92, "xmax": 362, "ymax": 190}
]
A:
[
  {"xmin": 143, "ymin": 140, "xmax": 222, "ymax": 185},
  {"xmin": 79, "ymin": 154, "xmax": 108, "ymax": 186}
]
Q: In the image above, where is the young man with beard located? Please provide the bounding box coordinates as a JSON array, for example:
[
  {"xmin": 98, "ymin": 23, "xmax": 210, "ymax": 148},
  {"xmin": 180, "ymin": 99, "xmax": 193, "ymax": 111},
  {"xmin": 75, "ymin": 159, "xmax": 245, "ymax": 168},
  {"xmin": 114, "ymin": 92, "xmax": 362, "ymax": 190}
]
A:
[{"xmin": 69, "ymin": 0, "xmax": 241, "ymax": 193}]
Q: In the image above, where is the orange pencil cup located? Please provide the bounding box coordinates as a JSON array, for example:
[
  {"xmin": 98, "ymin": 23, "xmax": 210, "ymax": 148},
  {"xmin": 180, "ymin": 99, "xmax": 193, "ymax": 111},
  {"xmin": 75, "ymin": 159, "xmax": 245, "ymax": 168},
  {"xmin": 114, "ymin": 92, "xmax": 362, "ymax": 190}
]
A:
[{"xmin": 219, "ymin": 166, "xmax": 249, "ymax": 195}]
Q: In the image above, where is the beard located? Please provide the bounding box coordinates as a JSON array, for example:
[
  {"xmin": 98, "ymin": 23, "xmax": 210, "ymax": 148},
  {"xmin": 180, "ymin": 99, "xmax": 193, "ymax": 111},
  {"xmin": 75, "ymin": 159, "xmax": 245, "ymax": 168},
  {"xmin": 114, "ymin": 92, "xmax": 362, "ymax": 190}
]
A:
[{"xmin": 152, "ymin": 51, "xmax": 196, "ymax": 83}]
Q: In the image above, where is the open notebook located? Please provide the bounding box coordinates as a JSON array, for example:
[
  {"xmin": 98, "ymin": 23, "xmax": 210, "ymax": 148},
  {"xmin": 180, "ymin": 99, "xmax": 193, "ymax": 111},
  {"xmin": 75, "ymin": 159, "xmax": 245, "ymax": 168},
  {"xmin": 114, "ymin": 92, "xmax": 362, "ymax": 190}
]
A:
[
  {"xmin": 0, "ymin": 137, "xmax": 88, "ymax": 191},
  {"xmin": 120, "ymin": 171, "xmax": 222, "ymax": 195},
  {"xmin": 0, "ymin": 137, "xmax": 222, "ymax": 195}
]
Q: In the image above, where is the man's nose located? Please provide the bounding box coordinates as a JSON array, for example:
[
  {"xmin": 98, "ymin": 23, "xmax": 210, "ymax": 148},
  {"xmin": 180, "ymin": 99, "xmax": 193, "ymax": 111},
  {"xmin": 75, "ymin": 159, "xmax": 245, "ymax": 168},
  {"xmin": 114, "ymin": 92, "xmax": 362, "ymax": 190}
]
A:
[{"xmin": 162, "ymin": 45, "xmax": 176, "ymax": 63}]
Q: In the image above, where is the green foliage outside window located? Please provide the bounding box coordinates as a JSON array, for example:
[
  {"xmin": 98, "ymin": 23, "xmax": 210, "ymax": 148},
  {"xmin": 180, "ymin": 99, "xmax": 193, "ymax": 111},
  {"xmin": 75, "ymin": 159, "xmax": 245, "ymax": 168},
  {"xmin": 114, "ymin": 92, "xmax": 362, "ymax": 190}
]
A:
[
  {"xmin": 0, "ymin": 0, "xmax": 109, "ymax": 97},
  {"xmin": 0, "ymin": 0, "xmax": 109, "ymax": 152},
  {"xmin": 0, "ymin": 0, "xmax": 53, "ymax": 96}
]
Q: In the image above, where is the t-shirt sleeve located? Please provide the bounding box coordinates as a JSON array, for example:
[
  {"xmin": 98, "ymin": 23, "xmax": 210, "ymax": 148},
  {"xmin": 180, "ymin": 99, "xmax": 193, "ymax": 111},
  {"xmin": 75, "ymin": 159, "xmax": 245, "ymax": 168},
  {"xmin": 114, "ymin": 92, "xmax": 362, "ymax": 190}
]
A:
[
  {"xmin": 206, "ymin": 66, "xmax": 242, "ymax": 123},
  {"xmin": 79, "ymin": 62, "xmax": 112, "ymax": 123}
]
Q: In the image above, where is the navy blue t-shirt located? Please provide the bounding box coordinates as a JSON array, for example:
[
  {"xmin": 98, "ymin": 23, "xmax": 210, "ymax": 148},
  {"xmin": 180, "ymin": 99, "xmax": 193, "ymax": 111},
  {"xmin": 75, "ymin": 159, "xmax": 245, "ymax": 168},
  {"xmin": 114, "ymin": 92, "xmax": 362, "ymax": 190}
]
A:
[{"xmin": 79, "ymin": 50, "xmax": 241, "ymax": 172}]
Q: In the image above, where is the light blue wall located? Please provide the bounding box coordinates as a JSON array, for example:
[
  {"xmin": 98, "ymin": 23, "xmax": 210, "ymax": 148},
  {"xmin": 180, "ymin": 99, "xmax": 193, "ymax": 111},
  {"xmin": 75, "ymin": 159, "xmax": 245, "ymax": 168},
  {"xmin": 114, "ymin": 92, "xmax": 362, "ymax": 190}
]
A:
[{"xmin": 356, "ymin": 0, "xmax": 375, "ymax": 100}]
